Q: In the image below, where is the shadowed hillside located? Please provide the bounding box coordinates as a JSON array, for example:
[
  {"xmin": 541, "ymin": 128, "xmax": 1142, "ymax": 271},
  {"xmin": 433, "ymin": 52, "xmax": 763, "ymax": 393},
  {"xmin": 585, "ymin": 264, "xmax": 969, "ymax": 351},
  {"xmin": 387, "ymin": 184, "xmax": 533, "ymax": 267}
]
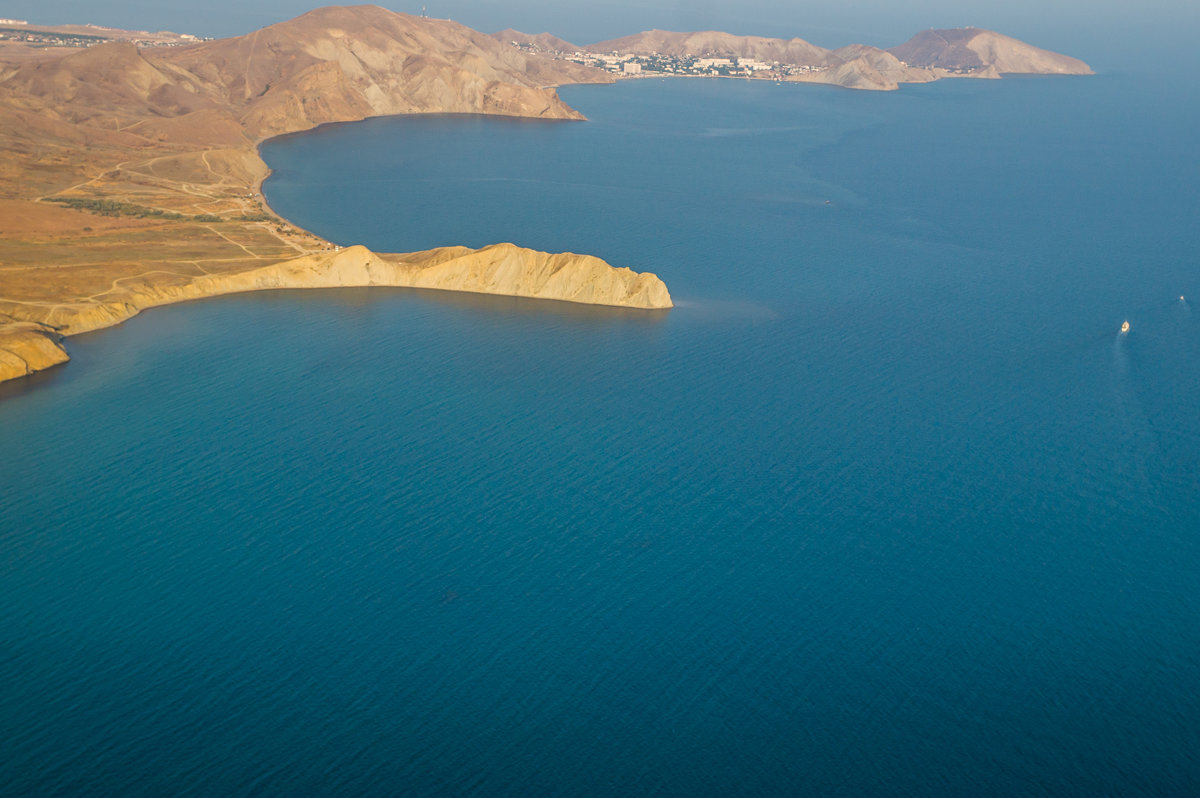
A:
[
  {"xmin": 0, "ymin": 5, "xmax": 612, "ymax": 161},
  {"xmin": 888, "ymin": 28, "xmax": 1093, "ymax": 74}
]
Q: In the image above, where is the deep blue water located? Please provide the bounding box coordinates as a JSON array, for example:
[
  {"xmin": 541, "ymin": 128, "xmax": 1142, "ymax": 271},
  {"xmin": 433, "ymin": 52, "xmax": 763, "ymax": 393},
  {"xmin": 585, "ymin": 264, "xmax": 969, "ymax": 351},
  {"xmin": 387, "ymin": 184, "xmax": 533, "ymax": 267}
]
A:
[{"xmin": 3, "ymin": 70, "xmax": 1199, "ymax": 795}]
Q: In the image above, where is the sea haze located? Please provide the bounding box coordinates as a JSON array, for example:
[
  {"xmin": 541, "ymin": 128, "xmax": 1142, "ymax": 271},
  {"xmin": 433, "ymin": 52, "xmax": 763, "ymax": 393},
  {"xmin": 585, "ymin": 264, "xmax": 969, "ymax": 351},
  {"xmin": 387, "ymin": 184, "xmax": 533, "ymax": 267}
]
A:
[
  {"xmin": 3, "ymin": 70, "xmax": 1200, "ymax": 795},
  {"xmin": 10, "ymin": 1, "xmax": 1200, "ymax": 56}
]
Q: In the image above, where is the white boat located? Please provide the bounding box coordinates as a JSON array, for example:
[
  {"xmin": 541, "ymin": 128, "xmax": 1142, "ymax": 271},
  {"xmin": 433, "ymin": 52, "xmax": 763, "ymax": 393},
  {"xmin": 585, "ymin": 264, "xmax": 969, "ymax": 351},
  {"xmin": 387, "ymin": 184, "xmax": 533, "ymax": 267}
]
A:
[{"xmin": 1121, "ymin": 320, "xmax": 1130, "ymax": 333}]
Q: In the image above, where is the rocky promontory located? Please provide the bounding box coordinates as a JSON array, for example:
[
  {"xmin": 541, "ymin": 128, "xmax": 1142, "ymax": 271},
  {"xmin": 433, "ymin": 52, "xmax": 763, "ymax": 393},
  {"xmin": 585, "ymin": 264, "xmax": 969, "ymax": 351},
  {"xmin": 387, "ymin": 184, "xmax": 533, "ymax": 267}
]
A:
[
  {"xmin": 0, "ymin": 244, "xmax": 671, "ymax": 384},
  {"xmin": 0, "ymin": 323, "xmax": 70, "ymax": 383}
]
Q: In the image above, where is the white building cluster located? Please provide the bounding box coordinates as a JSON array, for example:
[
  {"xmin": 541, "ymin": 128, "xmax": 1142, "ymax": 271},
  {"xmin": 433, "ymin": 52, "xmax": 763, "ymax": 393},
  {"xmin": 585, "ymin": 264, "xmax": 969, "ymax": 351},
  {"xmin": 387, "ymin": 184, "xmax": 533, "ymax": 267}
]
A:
[{"xmin": 551, "ymin": 45, "xmax": 829, "ymax": 80}]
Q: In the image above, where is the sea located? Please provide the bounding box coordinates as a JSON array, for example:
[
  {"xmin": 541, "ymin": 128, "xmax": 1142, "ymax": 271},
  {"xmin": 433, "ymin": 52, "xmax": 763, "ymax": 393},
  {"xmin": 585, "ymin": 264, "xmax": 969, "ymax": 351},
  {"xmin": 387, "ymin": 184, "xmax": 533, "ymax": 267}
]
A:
[{"xmin": 2, "ymin": 52, "xmax": 1199, "ymax": 796}]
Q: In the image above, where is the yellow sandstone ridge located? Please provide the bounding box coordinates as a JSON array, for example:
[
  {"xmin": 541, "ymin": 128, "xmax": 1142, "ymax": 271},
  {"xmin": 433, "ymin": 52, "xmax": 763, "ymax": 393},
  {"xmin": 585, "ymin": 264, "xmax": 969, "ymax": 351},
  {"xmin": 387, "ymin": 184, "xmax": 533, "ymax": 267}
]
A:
[
  {"xmin": 395, "ymin": 244, "xmax": 673, "ymax": 309},
  {"xmin": 0, "ymin": 244, "xmax": 671, "ymax": 383},
  {"xmin": 0, "ymin": 323, "xmax": 70, "ymax": 384}
]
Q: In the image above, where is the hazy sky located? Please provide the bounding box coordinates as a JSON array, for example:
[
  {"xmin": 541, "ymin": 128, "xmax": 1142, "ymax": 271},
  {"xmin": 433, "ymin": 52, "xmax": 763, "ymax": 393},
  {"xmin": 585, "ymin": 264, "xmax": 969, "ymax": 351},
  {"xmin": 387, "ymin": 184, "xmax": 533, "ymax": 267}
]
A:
[{"xmin": 4, "ymin": 0, "xmax": 1196, "ymax": 64}]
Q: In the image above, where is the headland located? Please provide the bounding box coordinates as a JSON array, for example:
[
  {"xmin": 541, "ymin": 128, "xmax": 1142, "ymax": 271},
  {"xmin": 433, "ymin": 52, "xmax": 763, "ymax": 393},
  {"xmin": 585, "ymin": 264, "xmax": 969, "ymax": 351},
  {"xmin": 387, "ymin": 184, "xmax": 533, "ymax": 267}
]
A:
[
  {"xmin": 498, "ymin": 26, "xmax": 1093, "ymax": 91},
  {"xmin": 0, "ymin": 6, "xmax": 1091, "ymax": 386}
]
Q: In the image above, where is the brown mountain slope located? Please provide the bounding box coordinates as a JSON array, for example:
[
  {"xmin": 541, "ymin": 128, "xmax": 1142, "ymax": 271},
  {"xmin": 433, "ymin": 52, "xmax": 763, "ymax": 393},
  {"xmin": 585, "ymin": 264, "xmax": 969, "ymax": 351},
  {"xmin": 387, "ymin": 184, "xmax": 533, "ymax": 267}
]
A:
[
  {"xmin": 0, "ymin": 5, "xmax": 613, "ymax": 156},
  {"xmin": 157, "ymin": 5, "xmax": 611, "ymax": 138},
  {"xmin": 587, "ymin": 29, "xmax": 830, "ymax": 66},
  {"xmin": 492, "ymin": 29, "xmax": 579, "ymax": 53},
  {"xmin": 823, "ymin": 45, "xmax": 938, "ymax": 90},
  {"xmin": 889, "ymin": 28, "xmax": 1093, "ymax": 74},
  {"xmin": 0, "ymin": 5, "xmax": 618, "ymax": 195},
  {"xmin": 1, "ymin": 41, "xmax": 219, "ymax": 126}
]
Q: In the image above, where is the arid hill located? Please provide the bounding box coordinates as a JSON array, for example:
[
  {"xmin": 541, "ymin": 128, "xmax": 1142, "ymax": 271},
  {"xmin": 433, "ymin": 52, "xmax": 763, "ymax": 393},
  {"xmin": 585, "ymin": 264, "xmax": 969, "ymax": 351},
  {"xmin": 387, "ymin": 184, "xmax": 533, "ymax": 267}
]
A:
[
  {"xmin": 158, "ymin": 6, "xmax": 611, "ymax": 139},
  {"xmin": 1, "ymin": 5, "xmax": 612, "ymax": 149},
  {"xmin": 809, "ymin": 45, "xmax": 939, "ymax": 91},
  {"xmin": 888, "ymin": 28, "xmax": 1093, "ymax": 74},
  {"xmin": 0, "ymin": 6, "xmax": 617, "ymax": 195},
  {"xmin": 492, "ymin": 29, "xmax": 579, "ymax": 53}
]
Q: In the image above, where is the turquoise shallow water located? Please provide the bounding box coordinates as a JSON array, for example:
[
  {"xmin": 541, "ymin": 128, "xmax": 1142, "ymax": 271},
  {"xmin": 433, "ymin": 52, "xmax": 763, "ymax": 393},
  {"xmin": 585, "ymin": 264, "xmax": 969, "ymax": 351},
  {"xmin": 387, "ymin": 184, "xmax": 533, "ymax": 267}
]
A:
[{"xmin": 3, "ymin": 70, "xmax": 1199, "ymax": 794}]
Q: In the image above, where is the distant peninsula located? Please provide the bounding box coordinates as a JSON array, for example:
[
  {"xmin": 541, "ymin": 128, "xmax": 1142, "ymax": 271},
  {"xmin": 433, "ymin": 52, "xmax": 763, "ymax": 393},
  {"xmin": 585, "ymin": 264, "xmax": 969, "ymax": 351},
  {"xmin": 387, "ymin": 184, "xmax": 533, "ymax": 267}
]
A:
[
  {"xmin": 0, "ymin": 5, "xmax": 1091, "ymax": 386},
  {"xmin": 496, "ymin": 26, "xmax": 1093, "ymax": 91}
]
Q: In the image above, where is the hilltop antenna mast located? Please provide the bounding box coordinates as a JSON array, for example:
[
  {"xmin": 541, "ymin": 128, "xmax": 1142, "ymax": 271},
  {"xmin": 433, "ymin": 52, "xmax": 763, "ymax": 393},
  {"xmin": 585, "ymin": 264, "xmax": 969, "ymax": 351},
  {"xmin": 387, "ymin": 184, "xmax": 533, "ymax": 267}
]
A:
[{"xmin": 420, "ymin": 5, "xmax": 427, "ymax": 18}]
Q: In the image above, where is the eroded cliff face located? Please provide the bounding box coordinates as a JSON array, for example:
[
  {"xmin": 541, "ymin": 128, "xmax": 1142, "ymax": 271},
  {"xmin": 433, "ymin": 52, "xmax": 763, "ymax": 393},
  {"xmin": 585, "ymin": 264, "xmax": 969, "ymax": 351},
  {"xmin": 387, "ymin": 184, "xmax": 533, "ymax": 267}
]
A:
[
  {"xmin": 0, "ymin": 244, "xmax": 672, "ymax": 384},
  {"xmin": 395, "ymin": 244, "xmax": 673, "ymax": 309},
  {"xmin": 0, "ymin": 323, "xmax": 70, "ymax": 384}
]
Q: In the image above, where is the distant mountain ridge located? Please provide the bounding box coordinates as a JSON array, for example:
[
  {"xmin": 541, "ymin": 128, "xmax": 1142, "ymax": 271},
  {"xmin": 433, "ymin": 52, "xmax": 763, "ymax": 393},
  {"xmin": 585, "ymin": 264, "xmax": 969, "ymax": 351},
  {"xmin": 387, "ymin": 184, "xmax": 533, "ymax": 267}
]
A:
[
  {"xmin": 588, "ymin": 29, "xmax": 830, "ymax": 66},
  {"xmin": 556, "ymin": 25, "xmax": 1092, "ymax": 91},
  {"xmin": 888, "ymin": 28, "xmax": 1092, "ymax": 74}
]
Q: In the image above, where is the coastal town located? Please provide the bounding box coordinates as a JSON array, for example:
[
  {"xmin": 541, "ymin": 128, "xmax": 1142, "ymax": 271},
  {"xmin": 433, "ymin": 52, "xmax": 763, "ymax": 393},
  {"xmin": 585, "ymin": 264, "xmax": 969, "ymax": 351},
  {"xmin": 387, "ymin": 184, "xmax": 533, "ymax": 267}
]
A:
[
  {"xmin": 0, "ymin": 19, "xmax": 204, "ymax": 51},
  {"xmin": 507, "ymin": 39, "xmax": 829, "ymax": 80},
  {"xmin": 574, "ymin": 50, "xmax": 827, "ymax": 79}
]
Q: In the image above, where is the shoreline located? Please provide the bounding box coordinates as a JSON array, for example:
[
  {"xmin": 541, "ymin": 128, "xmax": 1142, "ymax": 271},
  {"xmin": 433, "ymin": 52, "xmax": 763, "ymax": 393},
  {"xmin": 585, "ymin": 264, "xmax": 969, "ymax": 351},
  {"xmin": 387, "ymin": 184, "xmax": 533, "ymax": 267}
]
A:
[
  {"xmin": 246, "ymin": 107, "xmax": 592, "ymax": 249},
  {"xmin": 0, "ymin": 5, "xmax": 649, "ymax": 388},
  {"xmin": 0, "ymin": 104, "xmax": 669, "ymax": 388},
  {"xmin": 0, "ymin": 8, "xmax": 1093, "ymax": 389}
]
